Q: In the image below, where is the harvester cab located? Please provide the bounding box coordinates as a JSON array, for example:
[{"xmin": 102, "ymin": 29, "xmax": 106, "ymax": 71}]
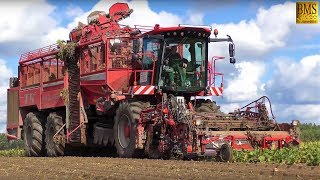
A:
[{"xmin": 133, "ymin": 25, "xmax": 235, "ymax": 96}]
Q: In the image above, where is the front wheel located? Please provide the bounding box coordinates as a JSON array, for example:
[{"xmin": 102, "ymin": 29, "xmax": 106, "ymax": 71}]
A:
[{"xmin": 114, "ymin": 102, "xmax": 143, "ymax": 158}]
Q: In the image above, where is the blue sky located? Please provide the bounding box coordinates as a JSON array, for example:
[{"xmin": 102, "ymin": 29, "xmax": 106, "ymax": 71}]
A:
[{"xmin": 0, "ymin": 0, "xmax": 319, "ymax": 132}]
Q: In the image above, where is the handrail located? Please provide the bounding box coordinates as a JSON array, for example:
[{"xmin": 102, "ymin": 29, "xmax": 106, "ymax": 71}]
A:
[
  {"xmin": 19, "ymin": 43, "xmax": 59, "ymax": 64},
  {"xmin": 208, "ymin": 56, "xmax": 225, "ymax": 87}
]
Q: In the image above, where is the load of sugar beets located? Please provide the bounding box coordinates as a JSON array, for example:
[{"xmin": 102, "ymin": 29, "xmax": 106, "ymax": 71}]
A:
[{"xmin": 6, "ymin": 2, "xmax": 300, "ymax": 162}]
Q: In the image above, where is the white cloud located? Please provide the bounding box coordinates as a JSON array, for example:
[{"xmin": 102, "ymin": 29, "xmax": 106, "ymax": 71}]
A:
[
  {"xmin": 208, "ymin": 2, "xmax": 320, "ymax": 59},
  {"xmin": 0, "ymin": 123, "xmax": 6, "ymax": 133},
  {"xmin": 0, "ymin": 0, "xmax": 57, "ymax": 54},
  {"xmin": 0, "ymin": 60, "xmax": 13, "ymax": 101},
  {"xmin": 40, "ymin": 27, "xmax": 71, "ymax": 46},
  {"xmin": 219, "ymin": 103, "xmax": 241, "ymax": 114},
  {"xmin": 0, "ymin": 60, "xmax": 13, "ymax": 132},
  {"xmin": 186, "ymin": 11, "xmax": 204, "ymax": 25},
  {"xmin": 66, "ymin": 5, "xmax": 84, "ymax": 18},
  {"xmin": 260, "ymin": 54, "xmax": 320, "ymax": 124},
  {"xmin": 122, "ymin": 0, "xmax": 182, "ymax": 27},
  {"xmin": 266, "ymin": 54, "xmax": 320, "ymax": 104},
  {"xmin": 273, "ymin": 104, "xmax": 320, "ymax": 124},
  {"xmin": 224, "ymin": 61, "xmax": 265, "ymax": 102}
]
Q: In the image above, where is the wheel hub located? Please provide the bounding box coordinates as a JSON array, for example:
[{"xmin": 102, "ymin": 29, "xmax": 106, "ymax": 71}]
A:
[{"xmin": 118, "ymin": 114, "xmax": 131, "ymax": 148}]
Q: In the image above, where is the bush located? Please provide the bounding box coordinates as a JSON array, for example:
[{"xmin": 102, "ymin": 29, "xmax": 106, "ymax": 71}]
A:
[
  {"xmin": 0, "ymin": 133, "xmax": 24, "ymax": 150},
  {"xmin": 0, "ymin": 148, "xmax": 25, "ymax": 157},
  {"xmin": 232, "ymin": 142, "xmax": 320, "ymax": 166},
  {"xmin": 300, "ymin": 123, "xmax": 320, "ymax": 142}
]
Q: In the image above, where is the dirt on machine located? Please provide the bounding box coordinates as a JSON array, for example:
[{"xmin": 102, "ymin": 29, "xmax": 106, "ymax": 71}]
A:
[{"xmin": 6, "ymin": 2, "xmax": 300, "ymax": 162}]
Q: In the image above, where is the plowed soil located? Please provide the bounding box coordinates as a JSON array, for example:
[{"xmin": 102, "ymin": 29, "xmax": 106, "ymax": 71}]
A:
[{"xmin": 0, "ymin": 157, "xmax": 319, "ymax": 180}]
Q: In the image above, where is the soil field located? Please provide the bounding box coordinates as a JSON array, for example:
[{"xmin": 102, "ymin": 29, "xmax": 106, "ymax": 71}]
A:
[{"xmin": 0, "ymin": 157, "xmax": 319, "ymax": 180}]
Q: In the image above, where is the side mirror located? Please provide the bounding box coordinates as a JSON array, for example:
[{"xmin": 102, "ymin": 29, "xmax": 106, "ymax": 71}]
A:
[
  {"xmin": 229, "ymin": 43, "xmax": 236, "ymax": 64},
  {"xmin": 229, "ymin": 43, "xmax": 235, "ymax": 57},
  {"xmin": 230, "ymin": 57, "xmax": 236, "ymax": 64},
  {"xmin": 132, "ymin": 39, "xmax": 140, "ymax": 54}
]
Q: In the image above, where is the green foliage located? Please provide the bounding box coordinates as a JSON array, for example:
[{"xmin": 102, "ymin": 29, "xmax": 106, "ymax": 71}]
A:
[
  {"xmin": 0, "ymin": 134, "xmax": 25, "ymax": 156},
  {"xmin": 0, "ymin": 134, "xmax": 24, "ymax": 150},
  {"xmin": 56, "ymin": 40, "xmax": 78, "ymax": 69},
  {"xmin": 233, "ymin": 142, "xmax": 320, "ymax": 166},
  {"xmin": 0, "ymin": 148, "xmax": 25, "ymax": 157},
  {"xmin": 0, "ymin": 133, "xmax": 9, "ymax": 150},
  {"xmin": 300, "ymin": 123, "xmax": 320, "ymax": 141}
]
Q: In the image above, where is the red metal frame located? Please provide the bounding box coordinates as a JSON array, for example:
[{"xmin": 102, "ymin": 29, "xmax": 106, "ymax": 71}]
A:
[
  {"xmin": 209, "ymin": 56, "xmax": 224, "ymax": 88},
  {"xmin": 19, "ymin": 44, "xmax": 59, "ymax": 64}
]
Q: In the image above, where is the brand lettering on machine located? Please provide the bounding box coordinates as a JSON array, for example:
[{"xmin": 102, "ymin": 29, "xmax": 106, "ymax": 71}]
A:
[
  {"xmin": 43, "ymin": 94, "xmax": 60, "ymax": 102},
  {"xmin": 296, "ymin": 1, "xmax": 319, "ymax": 24},
  {"xmin": 24, "ymin": 93, "xmax": 35, "ymax": 104}
]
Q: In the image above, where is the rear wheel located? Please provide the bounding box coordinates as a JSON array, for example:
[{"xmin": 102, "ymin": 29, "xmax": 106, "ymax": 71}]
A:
[
  {"xmin": 23, "ymin": 112, "xmax": 45, "ymax": 157},
  {"xmin": 114, "ymin": 102, "xmax": 143, "ymax": 158},
  {"xmin": 45, "ymin": 113, "xmax": 65, "ymax": 157}
]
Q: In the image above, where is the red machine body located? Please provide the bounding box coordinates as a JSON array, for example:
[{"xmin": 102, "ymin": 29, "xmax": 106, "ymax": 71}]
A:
[{"xmin": 6, "ymin": 2, "xmax": 300, "ymax": 160}]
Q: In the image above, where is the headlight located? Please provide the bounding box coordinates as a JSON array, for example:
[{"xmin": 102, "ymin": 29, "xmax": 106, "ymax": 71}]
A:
[
  {"xmin": 292, "ymin": 120, "xmax": 300, "ymax": 126},
  {"xmin": 193, "ymin": 119, "xmax": 202, "ymax": 126}
]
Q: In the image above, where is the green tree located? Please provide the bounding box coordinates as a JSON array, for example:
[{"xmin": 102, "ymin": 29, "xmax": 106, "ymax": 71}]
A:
[{"xmin": 300, "ymin": 123, "xmax": 320, "ymax": 141}]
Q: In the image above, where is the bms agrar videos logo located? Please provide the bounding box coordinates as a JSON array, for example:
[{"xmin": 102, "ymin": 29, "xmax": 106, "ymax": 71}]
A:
[{"xmin": 296, "ymin": 1, "xmax": 318, "ymax": 24}]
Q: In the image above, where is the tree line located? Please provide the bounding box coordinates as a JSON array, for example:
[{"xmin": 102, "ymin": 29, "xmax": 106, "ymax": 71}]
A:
[{"xmin": 300, "ymin": 123, "xmax": 320, "ymax": 142}]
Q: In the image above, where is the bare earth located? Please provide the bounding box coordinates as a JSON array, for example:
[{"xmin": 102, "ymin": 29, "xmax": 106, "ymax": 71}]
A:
[{"xmin": 0, "ymin": 157, "xmax": 319, "ymax": 180}]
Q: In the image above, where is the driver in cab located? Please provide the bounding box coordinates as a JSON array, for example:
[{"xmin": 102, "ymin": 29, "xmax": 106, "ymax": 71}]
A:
[{"xmin": 163, "ymin": 45, "xmax": 188, "ymax": 86}]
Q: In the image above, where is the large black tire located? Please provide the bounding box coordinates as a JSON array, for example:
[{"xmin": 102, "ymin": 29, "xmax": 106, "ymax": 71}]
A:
[
  {"xmin": 23, "ymin": 112, "xmax": 45, "ymax": 157},
  {"xmin": 114, "ymin": 102, "xmax": 143, "ymax": 158},
  {"xmin": 218, "ymin": 143, "xmax": 233, "ymax": 162},
  {"xmin": 45, "ymin": 113, "xmax": 65, "ymax": 157}
]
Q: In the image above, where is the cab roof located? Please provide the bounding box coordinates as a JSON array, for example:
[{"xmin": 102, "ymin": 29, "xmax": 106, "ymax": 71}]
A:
[{"xmin": 143, "ymin": 25, "xmax": 211, "ymax": 38}]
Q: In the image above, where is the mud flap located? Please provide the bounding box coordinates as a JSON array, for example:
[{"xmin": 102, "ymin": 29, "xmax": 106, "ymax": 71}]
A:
[{"xmin": 93, "ymin": 124, "xmax": 114, "ymax": 146}]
